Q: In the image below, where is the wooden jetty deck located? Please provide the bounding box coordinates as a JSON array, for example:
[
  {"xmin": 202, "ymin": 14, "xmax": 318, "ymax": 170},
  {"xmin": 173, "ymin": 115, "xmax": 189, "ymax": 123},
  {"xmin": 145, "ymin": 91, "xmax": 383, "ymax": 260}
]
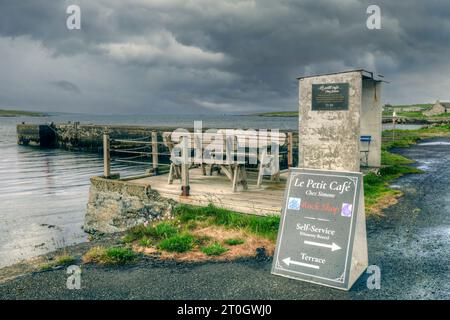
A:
[{"xmin": 131, "ymin": 168, "xmax": 288, "ymax": 216}]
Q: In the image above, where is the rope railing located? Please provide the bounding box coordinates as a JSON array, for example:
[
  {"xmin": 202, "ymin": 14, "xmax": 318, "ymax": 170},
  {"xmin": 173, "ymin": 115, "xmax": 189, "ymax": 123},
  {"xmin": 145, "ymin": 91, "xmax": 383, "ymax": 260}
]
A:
[{"xmin": 102, "ymin": 129, "xmax": 298, "ymax": 196}]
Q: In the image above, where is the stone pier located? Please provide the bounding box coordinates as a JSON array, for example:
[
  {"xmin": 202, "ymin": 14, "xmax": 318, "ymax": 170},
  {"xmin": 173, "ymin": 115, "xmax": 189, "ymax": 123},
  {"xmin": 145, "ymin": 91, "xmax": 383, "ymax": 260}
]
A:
[
  {"xmin": 84, "ymin": 175, "xmax": 176, "ymax": 234},
  {"xmin": 16, "ymin": 123, "xmax": 180, "ymax": 151}
]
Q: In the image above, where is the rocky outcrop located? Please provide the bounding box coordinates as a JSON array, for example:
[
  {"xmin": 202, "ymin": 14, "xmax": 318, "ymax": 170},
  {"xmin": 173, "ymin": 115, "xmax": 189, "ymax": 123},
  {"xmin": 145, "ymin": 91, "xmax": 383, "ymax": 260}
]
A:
[{"xmin": 84, "ymin": 176, "xmax": 176, "ymax": 234}]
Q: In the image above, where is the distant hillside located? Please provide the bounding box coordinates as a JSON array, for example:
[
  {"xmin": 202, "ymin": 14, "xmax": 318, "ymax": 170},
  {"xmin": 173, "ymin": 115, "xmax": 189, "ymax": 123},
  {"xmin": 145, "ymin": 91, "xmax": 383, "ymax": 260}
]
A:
[
  {"xmin": 251, "ymin": 111, "xmax": 298, "ymax": 117},
  {"xmin": 388, "ymin": 104, "xmax": 433, "ymax": 109},
  {"xmin": 254, "ymin": 104, "xmax": 436, "ymax": 118},
  {"xmin": 0, "ymin": 109, "xmax": 48, "ymax": 117}
]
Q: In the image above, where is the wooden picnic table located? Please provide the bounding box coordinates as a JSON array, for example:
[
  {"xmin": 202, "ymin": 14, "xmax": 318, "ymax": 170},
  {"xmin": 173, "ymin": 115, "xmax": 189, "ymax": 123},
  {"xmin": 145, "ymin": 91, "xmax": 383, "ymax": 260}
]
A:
[
  {"xmin": 207, "ymin": 150, "xmax": 249, "ymax": 192},
  {"xmin": 164, "ymin": 130, "xmax": 288, "ymax": 192}
]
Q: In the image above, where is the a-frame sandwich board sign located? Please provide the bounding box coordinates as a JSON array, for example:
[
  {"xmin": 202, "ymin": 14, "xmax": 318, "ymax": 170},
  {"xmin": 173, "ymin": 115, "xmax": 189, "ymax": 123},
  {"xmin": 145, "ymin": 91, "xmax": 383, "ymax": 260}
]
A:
[{"xmin": 271, "ymin": 168, "xmax": 368, "ymax": 290}]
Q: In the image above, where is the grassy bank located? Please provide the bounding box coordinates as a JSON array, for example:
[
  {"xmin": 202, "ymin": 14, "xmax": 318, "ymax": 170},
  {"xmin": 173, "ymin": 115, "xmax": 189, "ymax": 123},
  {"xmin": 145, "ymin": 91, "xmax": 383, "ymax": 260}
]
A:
[
  {"xmin": 383, "ymin": 111, "xmax": 450, "ymax": 119},
  {"xmin": 0, "ymin": 109, "xmax": 48, "ymax": 117},
  {"xmin": 364, "ymin": 151, "xmax": 421, "ymax": 216},
  {"xmin": 255, "ymin": 103, "xmax": 450, "ymax": 120},
  {"xmin": 383, "ymin": 123, "xmax": 450, "ymax": 148},
  {"xmin": 110, "ymin": 205, "xmax": 278, "ymax": 262},
  {"xmin": 365, "ymin": 124, "xmax": 450, "ymax": 215}
]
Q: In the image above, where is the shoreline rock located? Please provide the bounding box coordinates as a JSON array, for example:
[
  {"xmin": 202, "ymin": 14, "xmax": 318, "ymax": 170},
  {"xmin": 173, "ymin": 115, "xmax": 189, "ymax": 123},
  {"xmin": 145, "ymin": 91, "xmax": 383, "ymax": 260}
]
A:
[{"xmin": 84, "ymin": 176, "xmax": 176, "ymax": 234}]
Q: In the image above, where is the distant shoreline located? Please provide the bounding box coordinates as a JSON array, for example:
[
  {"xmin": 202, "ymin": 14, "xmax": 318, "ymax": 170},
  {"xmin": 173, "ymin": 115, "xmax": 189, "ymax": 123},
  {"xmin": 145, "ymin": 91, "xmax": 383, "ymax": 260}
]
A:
[
  {"xmin": 247, "ymin": 111, "xmax": 298, "ymax": 117},
  {"xmin": 0, "ymin": 109, "xmax": 49, "ymax": 117}
]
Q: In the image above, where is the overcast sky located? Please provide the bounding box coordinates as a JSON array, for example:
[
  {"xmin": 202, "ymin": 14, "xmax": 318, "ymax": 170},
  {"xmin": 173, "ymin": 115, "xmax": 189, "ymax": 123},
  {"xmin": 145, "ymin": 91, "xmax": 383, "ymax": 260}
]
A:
[{"xmin": 0, "ymin": 0, "xmax": 449, "ymax": 114}]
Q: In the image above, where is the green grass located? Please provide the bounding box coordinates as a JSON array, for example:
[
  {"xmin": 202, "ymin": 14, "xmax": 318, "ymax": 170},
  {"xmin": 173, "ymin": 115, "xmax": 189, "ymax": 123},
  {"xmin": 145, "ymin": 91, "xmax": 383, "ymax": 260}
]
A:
[
  {"xmin": 387, "ymin": 103, "xmax": 432, "ymax": 110},
  {"xmin": 122, "ymin": 224, "xmax": 148, "ymax": 243},
  {"xmin": 431, "ymin": 113, "xmax": 450, "ymax": 118},
  {"xmin": 201, "ymin": 243, "xmax": 229, "ymax": 256},
  {"xmin": 0, "ymin": 109, "xmax": 48, "ymax": 117},
  {"xmin": 381, "ymin": 150, "xmax": 414, "ymax": 165},
  {"xmin": 40, "ymin": 255, "xmax": 76, "ymax": 270},
  {"xmin": 150, "ymin": 222, "xmax": 178, "ymax": 239},
  {"xmin": 382, "ymin": 131, "xmax": 421, "ymax": 150},
  {"xmin": 420, "ymin": 123, "xmax": 450, "ymax": 134},
  {"xmin": 123, "ymin": 221, "xmax": 178, "ymax": 243},
  {"xmin": 396, "ymin": 111, "xmax": 425, "ymax": 118},
  {"xmin": 193, "ymin": 235, "xmax": 211, "ymax": 247},
  {"xmin": 363, "ymin": 165, "xmax": 422, "ymax": 210},
  {"xmin": 224, "ymin": 238, "xmax": 245, "ymax": 246},
  {"xmin": 382, "ymin": 124, "xmax": 450, "ymax": 150},
  {"xmin": 383, "ymin": 104, "xmax": 450, "ymax": 119},
  {"xmin": 104, "ymin": 247, "xmax": 137, "ymax": 264},
  {"xmin": 157, "ymin": 235, "xmax": 194, "ymax": 253},
  {"xmin": 173, "ymin": 204, "xmax": 280, "ymax": 240},
  {"xmin": 83, "ymin": 246, "xmax": 138, "ymax": 265},
  {"xmin": 251, "ymin": 104, "xmax": 449, "ymax": 119},
  {"xmin": 363, "ymin": 172, "xmax": 395, "ymax": 208},
  {"xmin": 139, "ymin": 237, "xmax": 152, "ymax": 247}
]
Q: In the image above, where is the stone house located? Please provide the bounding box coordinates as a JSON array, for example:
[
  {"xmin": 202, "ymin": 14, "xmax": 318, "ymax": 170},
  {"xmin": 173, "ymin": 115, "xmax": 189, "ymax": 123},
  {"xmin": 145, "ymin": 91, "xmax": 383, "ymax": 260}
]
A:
[{"xmin": 423, "ymin": 100, "xmax": 450, "ymax": 116}]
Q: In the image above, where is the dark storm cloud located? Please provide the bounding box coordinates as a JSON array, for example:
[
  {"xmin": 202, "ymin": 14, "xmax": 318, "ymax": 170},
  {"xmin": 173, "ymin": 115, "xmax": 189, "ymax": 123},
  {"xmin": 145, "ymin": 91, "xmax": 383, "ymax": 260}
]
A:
[
  {"xmin": 50, "ymin": 80, "xmax": 81, "ymax": 94},
  {"xmin": 0, "ymin": 0, "xmax": 449, "ymax": 114}
]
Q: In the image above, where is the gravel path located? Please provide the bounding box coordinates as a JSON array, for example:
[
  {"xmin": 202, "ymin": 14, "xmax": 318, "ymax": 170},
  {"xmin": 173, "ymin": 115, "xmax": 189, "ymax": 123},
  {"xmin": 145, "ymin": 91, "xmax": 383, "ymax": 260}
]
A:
[{"xmin": 1, "ymin": 138, "xmax": 449, "ymax": 300}]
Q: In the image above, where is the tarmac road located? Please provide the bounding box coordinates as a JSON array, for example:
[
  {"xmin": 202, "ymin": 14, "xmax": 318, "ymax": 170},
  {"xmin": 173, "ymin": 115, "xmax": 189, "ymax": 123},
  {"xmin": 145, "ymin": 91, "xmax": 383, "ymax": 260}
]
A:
[{"xmin": 1, "ymin": 138, "xmax": 449, "ymax": 300}]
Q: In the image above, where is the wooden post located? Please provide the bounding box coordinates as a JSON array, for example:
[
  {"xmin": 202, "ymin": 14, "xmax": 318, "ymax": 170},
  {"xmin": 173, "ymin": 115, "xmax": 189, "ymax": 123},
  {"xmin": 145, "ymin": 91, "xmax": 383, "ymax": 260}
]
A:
[
  {"xmin": 152, "ymin": 130, "xmax": 158, "ymax": 174},
  {"xmin": 392, "ymin": 111, "xmax": 397, "ymax": 142},
  {"xmin": 181, "ymin": 163, "xmax": 190, "ymax": 196},
  {"xmin": 103, "ymin": 129, "xmax": 111, "ymax": 178},
  {"xmin": 287, "ymin": 131, "xmax": 293, "ymax": 168},
  {"xmin": 180, "ymin": 136, "xmax": 190, "ymax": 196}
]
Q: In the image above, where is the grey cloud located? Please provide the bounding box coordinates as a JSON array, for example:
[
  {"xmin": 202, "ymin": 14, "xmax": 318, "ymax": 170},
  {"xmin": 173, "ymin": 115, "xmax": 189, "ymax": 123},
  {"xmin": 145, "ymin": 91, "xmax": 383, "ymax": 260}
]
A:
[
  {"xmin": 0, "ymin": 0, "xmax": 449, "ymax": 114},
  {"xmin": 50, "ymin": 80, "xmax": 81, "ymax": 94}
]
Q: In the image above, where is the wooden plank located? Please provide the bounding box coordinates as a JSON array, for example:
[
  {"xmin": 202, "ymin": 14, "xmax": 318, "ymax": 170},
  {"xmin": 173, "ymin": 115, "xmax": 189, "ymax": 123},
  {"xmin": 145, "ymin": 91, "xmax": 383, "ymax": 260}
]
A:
[
  {"xmin": 158, "ymin": 193, "xmax": 282, "ymax": 216},
  {"xmin": 232, "ymin": 164, "xmax": 239, "ymax": 192}
]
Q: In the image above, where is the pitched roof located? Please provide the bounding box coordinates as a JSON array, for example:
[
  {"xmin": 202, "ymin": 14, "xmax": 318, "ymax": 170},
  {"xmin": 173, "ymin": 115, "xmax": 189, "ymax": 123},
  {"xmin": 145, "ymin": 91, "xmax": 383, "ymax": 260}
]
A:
[{"xmin": 439, "ymin": 102, "xmax": 450, "ymax": 108}]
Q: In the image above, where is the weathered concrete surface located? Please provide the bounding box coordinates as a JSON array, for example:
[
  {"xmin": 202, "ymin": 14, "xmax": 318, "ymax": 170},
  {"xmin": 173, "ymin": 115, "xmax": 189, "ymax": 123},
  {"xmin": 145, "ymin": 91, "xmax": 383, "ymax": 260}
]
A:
[
  {"xmin": 298, "ymin": 71, "xmax": 362, "ymax": 171},
  {"xmin": 84, "ymin": 176, "xmax": 176, "ymax": 234},
  {"xmin": 55, "ymin": 124, "xmax": 164, "ymax": 151},
  {"xmin": 298, "ymin": 71, "xmax": 383, "ymax": 170},
  {"xmin": 361, "ymin": 79, "xmax": 382, "ymax": 167},
  {"xmin": 15, "ymin": 124, "xmax": 56, "ymax": 147}
]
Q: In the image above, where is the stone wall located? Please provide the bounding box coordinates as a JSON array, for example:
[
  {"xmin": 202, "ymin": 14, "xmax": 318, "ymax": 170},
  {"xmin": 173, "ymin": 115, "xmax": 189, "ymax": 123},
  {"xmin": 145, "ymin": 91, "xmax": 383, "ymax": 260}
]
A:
[
  {"xmin": 55, "ymin": 124, "xmax": 162, "ymax": 151},
  {"xmin": 84, "ymin": 176, "xmax": 176, "ymax": 234},
  {"xmin": 16, "ymin": 124, "xmax": 56, "ymax": 147},
  {"xmin": 423, "ymin": 102, "xmax": 446, "ymax": 117},
  {"xmin": 17, "ymin": 123, "xmax": 179, "ymax": 151}
]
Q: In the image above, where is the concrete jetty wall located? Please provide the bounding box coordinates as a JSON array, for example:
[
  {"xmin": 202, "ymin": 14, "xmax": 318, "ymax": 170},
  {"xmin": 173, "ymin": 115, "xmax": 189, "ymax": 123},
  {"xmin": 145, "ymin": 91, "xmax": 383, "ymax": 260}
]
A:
[
  {"xmin": 17, "ymin": 123, "xmax": 182, "ymax": 151},
  {"xmin": 16, "ymin": 124, "xmax": 58, "ymax": 148}
]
